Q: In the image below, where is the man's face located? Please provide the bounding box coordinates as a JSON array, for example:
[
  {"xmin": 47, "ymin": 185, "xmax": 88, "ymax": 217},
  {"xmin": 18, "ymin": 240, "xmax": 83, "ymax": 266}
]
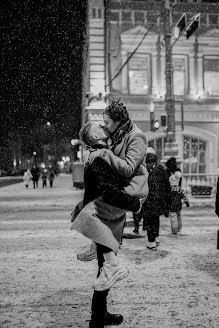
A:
[
  {"xmin": 90, "ymin": 123, "xmax": 109, "ymax": 144},
  {"xmin": 103, "ymin": 114, "xmax": 120, "ymax": 135}
]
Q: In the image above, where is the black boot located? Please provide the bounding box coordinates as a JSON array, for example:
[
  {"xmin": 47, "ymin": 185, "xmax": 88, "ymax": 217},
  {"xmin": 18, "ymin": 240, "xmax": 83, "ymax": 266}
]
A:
[
  {"xmin": 89, "ymin": 320, "xmax": 104, "ymax": 328},
  {"xmin": 133, "ymin": 226, "xmax": 139, "ymax": 234},
  {"xmin": 104, "ymin": 312, "xmax": 123, "ymax": 325}
]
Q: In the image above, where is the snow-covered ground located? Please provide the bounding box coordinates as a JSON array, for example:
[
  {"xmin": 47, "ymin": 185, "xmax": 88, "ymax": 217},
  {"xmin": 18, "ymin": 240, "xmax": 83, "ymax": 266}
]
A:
[{"xmin": 0, "ymin": 174, "xmax": 219, "ymax": 328}]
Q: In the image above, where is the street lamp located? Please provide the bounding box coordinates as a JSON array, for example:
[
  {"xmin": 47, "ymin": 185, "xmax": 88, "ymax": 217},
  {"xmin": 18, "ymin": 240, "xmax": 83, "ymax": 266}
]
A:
[
  {"xmin": 33, "ymin": 151, "xmax": 37, "ymax": 164},
  {"xmin": 149, "ymin": 102, "xmax": 155, "ymax": 132}
]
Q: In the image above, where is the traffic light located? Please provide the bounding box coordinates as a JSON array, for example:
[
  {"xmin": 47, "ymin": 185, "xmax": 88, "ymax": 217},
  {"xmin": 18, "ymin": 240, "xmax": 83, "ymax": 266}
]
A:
[
  {"xmin": 186, "ymin": 14, "xmax": 200, "ymax": 39},
  {"xmin": 174, "ymin": 13, "xmax": 187, "ymax": 38},
  {"xmin": 161, "ymin": 115, "xmax": 167, "ymax": 127}
]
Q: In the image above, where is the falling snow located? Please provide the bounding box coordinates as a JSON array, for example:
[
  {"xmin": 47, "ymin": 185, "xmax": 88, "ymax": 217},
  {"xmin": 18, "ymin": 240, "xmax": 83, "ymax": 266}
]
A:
[{"xmin": 0, "ymin": 0, "xmax": 88, "ymax": 155}]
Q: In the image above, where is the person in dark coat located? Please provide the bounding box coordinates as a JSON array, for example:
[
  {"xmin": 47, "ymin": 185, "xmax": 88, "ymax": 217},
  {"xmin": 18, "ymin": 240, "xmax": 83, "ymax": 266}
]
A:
[
  {"xmin": 41, "ymin": 169, "xmax": 48, "ymax": 188},
  {"xmin": 165, "ymin": 157, "xmax": 189, "ymax": 234},
  {"xmin": 31, "ymin": 165, "xmax": 40, "ymax": 189},
  {"xmin": 141, "ymin": 153, "xmax": 171, "ymax": 250},
  {"xmin": 47, "ymin": 165, "xmax": 55, "ymax": 188},
  {"xmin": 71, "ymin": 122, "xmax": 144, "ymax": 328}
]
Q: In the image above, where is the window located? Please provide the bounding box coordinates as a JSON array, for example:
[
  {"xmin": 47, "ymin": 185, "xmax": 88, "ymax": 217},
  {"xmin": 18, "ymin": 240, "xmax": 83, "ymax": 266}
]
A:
[
  {"xmin": 122, "ymin": 11, "xmax": 132, "ymax": 22},
  {"xmin": 183, "ymin": 136, "xmax": 206, "ymax": 174},
  {"xmin": 204, "ymin": 58, "xmax": 219, "ymax": 95},
  {"xmin": 173, "ymin": 57, "xmax": 186, "ymax": 96},
  {"xmin": 160, "ymin": 56, "xmax": 187, "ymax": 96},
  {"xmin": 128, "ymin": 54, "xmax": 150, "ymax": 95},
  {"xmin": 134, "ymin": 11, "xmax": 145, "ymax": 24}
]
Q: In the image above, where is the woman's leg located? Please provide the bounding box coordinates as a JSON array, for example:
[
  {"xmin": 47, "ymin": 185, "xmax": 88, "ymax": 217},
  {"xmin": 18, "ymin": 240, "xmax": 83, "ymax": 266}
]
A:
[
  {"xmin": 133, "ymin": 211, "xmax": 141, "ymax": 234},
  {"xmin": 177, "ymin": 211, "xmax": 182, "ymax": 231}
]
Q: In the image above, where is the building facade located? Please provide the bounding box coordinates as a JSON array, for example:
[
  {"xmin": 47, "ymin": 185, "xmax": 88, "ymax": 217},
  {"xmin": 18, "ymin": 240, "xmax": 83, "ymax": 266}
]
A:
[{"xmin": 85, "ymin": 0, "xmax": 219, "ymax": 175}]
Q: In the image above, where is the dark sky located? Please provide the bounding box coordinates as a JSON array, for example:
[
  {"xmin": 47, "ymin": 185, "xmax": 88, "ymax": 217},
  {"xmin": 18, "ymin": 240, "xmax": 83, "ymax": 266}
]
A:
[{"xmin": 0, "ymin": 0, "xmax": 87, "ymax": 154}]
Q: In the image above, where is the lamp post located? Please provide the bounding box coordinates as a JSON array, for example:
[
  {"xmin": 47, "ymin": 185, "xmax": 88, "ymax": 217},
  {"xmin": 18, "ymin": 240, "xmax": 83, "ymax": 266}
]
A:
[
  {"xmin": 149, "ymin": 102, "xmax": 155, "ymax": 131},
  {"xmin": 33, "ymin": 151, "xmax": 37, "ymax": 165},
  {"xmin": 164, "ymin": 0, "xmax": 175, "ymax": 141},
  {"xmin": 162, "ymin": 0, "xmax": 180, "ymax": 162}
]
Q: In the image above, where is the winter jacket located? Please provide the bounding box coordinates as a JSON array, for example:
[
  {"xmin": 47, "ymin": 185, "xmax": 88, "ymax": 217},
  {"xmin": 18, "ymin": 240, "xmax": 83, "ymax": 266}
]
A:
[
  {"xmin": 31, "ymin": 167, "xmax": 40, "ymax": 181},
  {"xmin": 168, "ymin": 170, "xmax": 183, "ymax": 213},
  {"xmin": 91, "ymin": 124, "xmax": 148, "ymax": 198},
  {"xmin": 143, "ymin": 164, "xmax": 171, "ymax": 216}
]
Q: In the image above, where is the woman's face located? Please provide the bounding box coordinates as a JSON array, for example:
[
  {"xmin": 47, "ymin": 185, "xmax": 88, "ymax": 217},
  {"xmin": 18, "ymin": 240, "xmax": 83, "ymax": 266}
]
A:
[{"xmin": 103, "ymin": 114, "xmax": 120, "ymax": 135}]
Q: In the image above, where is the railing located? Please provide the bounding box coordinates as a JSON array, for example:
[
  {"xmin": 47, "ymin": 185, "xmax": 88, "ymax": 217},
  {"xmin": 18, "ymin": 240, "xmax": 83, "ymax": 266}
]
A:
[{"xmin": 182, "ymin": 174, "xmax": 218, "ymax": 196}]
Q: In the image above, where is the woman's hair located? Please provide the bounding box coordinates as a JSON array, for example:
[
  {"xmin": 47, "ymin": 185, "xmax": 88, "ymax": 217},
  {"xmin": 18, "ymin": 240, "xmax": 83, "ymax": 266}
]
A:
[{"xmin": 103, "ymin": 99, "xmax": 129, "ymax": 124}]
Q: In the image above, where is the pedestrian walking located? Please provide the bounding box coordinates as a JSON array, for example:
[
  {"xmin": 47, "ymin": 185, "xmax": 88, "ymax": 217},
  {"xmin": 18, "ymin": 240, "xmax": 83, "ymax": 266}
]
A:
[
  {"xmin": 31, "ymin": 164, "xmax": 40, "ymax": 189},
  {"xmin": 77, "ymin": 99, "xmax": 148, "ymax": 257},
  {"xmin": 71, "ymin": 122, "xmax": 144, "ymax": 328},
  {"xmin": 47, "ymin": 165, "xmax": 55, "ymax": 188},
  {"xmin": 23, "ymin": 169, "xmax": 32, "ymax": 189},
  {"xmin": 132, "ymin": 147, "xmax": 156, "ymax": 236},
  {"xmin": 41, "ymin": 169, "xmax": 48, "ymax": 188},
  {"xmin": 142, "ymin": 153, "xmax": 170, "ymax": 250},
  {"xmin": 165, "ymin": 157, "xmax": 189, "ymax": 234}
]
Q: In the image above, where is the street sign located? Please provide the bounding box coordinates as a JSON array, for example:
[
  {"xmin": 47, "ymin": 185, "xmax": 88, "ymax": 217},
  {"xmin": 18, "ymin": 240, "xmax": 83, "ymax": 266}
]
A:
[
  {"xmin": 174, "ymin": 13, "xmax": 187, "ymax": 38},
  {"xmin": 186, "ymin": 13, "xmax": 200, "ymax": 39}
]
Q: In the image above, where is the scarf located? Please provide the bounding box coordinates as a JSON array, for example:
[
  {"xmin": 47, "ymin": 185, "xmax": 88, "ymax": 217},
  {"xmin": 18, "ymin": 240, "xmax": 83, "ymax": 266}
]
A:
[{"xmin": 110, "ymin": 119, "xmax": 133, "ymax": 151}]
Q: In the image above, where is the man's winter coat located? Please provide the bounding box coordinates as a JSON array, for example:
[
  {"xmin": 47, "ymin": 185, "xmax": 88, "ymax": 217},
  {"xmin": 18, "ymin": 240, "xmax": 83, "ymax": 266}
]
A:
[{"xmin": 71, "ymin": 153, "xmax": 140, "ymax": 253}]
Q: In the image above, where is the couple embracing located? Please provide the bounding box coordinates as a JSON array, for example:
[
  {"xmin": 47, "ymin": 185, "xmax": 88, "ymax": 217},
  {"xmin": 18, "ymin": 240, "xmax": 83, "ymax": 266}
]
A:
[{"xmin": 71, "ymin": 99, "xmax": 148, "ymax": 328}]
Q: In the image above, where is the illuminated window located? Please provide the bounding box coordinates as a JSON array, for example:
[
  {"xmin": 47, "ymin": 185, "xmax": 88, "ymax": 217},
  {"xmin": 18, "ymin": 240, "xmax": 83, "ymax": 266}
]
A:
[
  {"xmin": 161, "ymin": 56, "xmax": 187, "ymax": 96},
  {"xmin": 128, "ymin": 54, "xmax": 150, "ymax": 95},
  {"xmin": 183, "ymin": 136, "xmax": 206, "ymax": 174},
  {"xmin": 204, "ymin": 57, "xmax": 219, "ymax": 95},
  {"xmin": 173, "ymin": 57, "xmax": 186, "ymax": 96}
]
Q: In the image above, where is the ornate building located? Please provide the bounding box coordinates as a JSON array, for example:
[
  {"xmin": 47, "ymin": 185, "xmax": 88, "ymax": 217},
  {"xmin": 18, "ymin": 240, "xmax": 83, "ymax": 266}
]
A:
[{"xmin": 85, "ymin": 0, "xmax": 219, "ymax": 175}]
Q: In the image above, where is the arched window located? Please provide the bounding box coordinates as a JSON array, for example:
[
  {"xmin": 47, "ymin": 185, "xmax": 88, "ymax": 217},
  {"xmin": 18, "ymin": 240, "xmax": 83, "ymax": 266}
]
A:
[{"xmin": 183, "ymin": 136, "xmax": 206, "ymax": 174}]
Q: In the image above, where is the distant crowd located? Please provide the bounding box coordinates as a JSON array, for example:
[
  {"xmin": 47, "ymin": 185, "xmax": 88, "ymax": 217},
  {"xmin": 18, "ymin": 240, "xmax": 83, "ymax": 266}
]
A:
[{"xmin": 23, "ymin": 164, "xmax": 56, "ymax": 189}]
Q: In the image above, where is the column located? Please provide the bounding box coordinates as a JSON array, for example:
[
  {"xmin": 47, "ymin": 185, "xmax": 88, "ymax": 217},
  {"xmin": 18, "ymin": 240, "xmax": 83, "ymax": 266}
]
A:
[
  {"xmin": 189, "ymin": 55, "xmax": 196, "ymax": 95},
  {"xmin": 152, "ymin": 54, "xmax": 158, "ymax": 95},
  {"xmin": 197, "ymin": 56, "xmax": 204, "ymax": 94},
  {"xmin": 122, "ymin": 50, "xmax": 128, "ymax": 94}
]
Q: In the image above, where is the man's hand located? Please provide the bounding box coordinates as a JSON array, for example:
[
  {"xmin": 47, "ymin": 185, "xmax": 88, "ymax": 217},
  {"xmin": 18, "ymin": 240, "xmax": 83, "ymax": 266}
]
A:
[{"xmin": 88, "ymin": 149, "xmax": 105, "ymax": 163}]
